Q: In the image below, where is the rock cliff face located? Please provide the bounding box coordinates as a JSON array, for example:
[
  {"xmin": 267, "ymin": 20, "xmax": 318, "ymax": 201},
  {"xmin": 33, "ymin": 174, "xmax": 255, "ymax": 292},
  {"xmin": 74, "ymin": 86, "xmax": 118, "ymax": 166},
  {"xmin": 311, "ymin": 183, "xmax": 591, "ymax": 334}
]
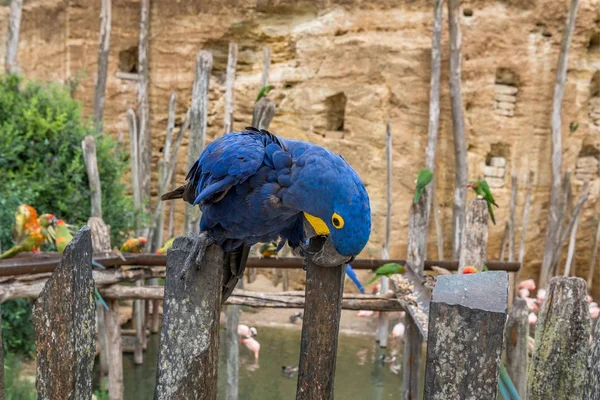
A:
[{"xmin": 1, "ymin": 0, "xmax": 599, "ymax": 286}]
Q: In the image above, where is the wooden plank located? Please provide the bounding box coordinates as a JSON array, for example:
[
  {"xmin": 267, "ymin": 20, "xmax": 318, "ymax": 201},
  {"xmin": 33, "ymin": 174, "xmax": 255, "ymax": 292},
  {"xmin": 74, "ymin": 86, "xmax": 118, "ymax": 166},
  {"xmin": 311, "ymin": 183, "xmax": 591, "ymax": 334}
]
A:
[
  {"xmin": 154, "ymin": 234, "xmax": 224, "ymax": 399},
  {"xmin": 424, "ymin": 272, "xmax": 508, "ymax": 399},
  {"xmin": 458, "ymin": 199, "xmax": 489, "ymax": 272},
  {"xmin": 5, "ymin": 0, "xmax": 23, "ymax": 74},
  {"xmin": 529, "ymin": 276, "xmax": 589, "ymax": 399},
  {"xmin": 448, "ymin": 0, "xmax": 468, "ymax": 259},
  {"xmin": 105, "ymin": 300, "xmax": 123, "ymax": 400},
  {"xmin": 33, "ymin": 227, "xmax": 96, "ymax": 399},
  {"xmin": 585, "ymin": 315, "xmax": 600, "ymax": 399},
  {"xmin": 93, "ymin": 0, "xmax": 112, "ymax": 132},
  {"xmin": 223, "ymin": 42, "xmax": 238, "ymax": 135},
  {"xmin": 504, "ymin": 297, "xmax": 529, "ymax": 398},
  {"xmin": 185, "ymin": 51, "xmax": 213, "ymax": 235},
  {"xmin": 296, "ymin": 262, "xmax": 345, "ymax": 399},
  {"xmin": 540, "ymin": 0, "xmax": 580, "ymax": 288}
]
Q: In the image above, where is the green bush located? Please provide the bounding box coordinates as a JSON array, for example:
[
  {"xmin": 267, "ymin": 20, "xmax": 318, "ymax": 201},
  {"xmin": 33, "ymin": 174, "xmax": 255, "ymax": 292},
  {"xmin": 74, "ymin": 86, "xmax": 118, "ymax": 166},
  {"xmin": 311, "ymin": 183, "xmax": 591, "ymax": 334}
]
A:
[
  {"xmin": 4, "ymin": 353, "xmax": 37, "ymax": 400},
  {"xmin": 1, "ymin": 299, "xmax": 35, "ymax": 358},
  {"xmin": 0, "ymin": 73, "xmax": 137, "ymax": 248}
]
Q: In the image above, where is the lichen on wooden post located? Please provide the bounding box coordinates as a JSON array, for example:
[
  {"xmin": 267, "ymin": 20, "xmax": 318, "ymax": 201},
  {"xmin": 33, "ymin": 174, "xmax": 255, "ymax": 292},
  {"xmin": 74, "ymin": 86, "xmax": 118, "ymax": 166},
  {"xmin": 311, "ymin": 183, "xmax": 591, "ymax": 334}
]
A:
[
  {"xmin": 424, "ymin": 271, "xmax": 508, "ymax": 400},
  {"xmin": 458, "ymin": 199, "xmax": 489, "ymax": 273},
  {"xmin": 504, "ymin": 297, "xmax": 529, "ymax": 398},
  {"xmin": 154, "ymin": 233, "xmax": 224, "ymax": 399},
  {"xmin": 585, "ymin": 316, "xmax": 600, "ymax": 399},
  {"xmin": 528, "ymin": 276, "xmax": 590, "ymax": 399},
  {"xmin": 296, "ymin": 256, "xmax": 345, "ymax": 399},
  {"xmin": 33, "ymin": 226, "xmax": 96, "ymax": 399}
]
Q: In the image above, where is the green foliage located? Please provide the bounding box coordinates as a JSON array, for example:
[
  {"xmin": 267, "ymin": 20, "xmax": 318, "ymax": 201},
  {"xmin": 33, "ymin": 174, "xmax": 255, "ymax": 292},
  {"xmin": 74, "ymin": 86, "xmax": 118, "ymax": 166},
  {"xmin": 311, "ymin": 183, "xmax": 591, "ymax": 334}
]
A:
[
  {"xmin": 0, "ymin": 74, "xmax": 137, "ymax": 248},
  {"xmin": 1, "ymin": 299, "xmax": 35, "ymax": 358},
  {"xmin": 94, "ymin": 389, "xmax": 110, "ymax": 400},
  {"xmin": 4, "ymin": 354, "xmax": 37, "ymax": 400}
]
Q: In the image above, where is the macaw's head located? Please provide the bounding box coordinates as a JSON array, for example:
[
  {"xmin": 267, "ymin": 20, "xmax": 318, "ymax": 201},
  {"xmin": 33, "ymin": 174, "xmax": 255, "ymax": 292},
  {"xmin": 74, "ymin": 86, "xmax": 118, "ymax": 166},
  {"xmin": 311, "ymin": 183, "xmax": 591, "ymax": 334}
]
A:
[{"xmin": 292, "ymin": 147, "xmax": 371, "ymax": 265}]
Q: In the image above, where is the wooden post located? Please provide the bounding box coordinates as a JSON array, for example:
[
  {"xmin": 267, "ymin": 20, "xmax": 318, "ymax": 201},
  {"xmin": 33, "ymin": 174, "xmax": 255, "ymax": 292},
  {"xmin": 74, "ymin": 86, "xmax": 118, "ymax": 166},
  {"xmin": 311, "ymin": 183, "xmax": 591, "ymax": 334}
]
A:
[
  {"xmin": 458, "ymin": 199, "xmax": 489, "ymax": 273},
  {"xmin": 377, "ymin": 121, "xmax": 392, "ymax": 347},
  {"xmin": 185, "ymin": 51, "xmax": 213, "ymax": 235},
  {"xmin": 93, "ymin": 0, "xmax": 111, "ymax": 132},
  {"xmin": 540, "ymin": 0, "xmax": 580, "ymax": 289},
  {"xmin": 134, "ymin": 279, "xmax": 144, "ymax": 364},
  {"xmin": 432, "ymin": 182, "xmax": 444, "ymax": 260},
  {"xmin": 154, "ymin": 234, "xmax": 224, "ymax": 399},
  {"xmin": 500, "ymin": 222, "xmax": 509, "ymax": 261},
  {"xmin": 587, "ymin": 219, "xmax": 600, "ymax": 288},
  {"xmin": 137, "ymin": 0, "xmax": 152, "ymax": 210},
  {"xmin": 529, "ymin": 276, "xmax": 589, "ymax": 399},
  {"xmin": 97, "ymin": 306, "xmax": 109, "ymax": 376},
  {"xmin": 105, "ymin": 299, "xmax": 123, "ymax": 400},
  {"xmin": 261, "ymin": 47, "xmax": 270, "ymax": 88},
  {"xmin": 425, "ymin": 271, "xmax": 508, "ymax": 399},
  {"xmin": 296, "ymin": 260, "xmax": 345, "ymax": 400},
  {"xmin": 127, "ymin": 108, "xmax": 142, "ymax": 232},
  {"xmin": 167, "ymin": 163, "xmax": 177, "ymax": 238},
  {"xmin": 223, "ymin": 42, "xmax": 238, "ymax": 135},
  {"xmin": 508, "ymin": 175, "xmax": 518, "ymax": 305},
  {"xmin": 516, "ymin": 170, "xmax": 534, "ymax": 285},
  {"xmin": 0, "ymin": 306, "xmax": 3, "ymax": 400},
  {"xmin": 504, "ymin": 297, "xmax": 529, "ymax": 398},
  {"xmin": 5, "ymin": 0, "xmax": 23, "ymax": 74},
  {"xmin": 225, "ymin": 304, "xmax": 240, "ymax": 400},
  {"xmin": 585, "ymin": 317, "xmax": 600, "ymax": 399},
  {"xmin": 252, "ymin": 97, "xmax": 276, "ymax": 131},
  {"xmin": 33, "ymin": 227, "xmax": 96, "ymax": 399},
  {"xmin": 448, "ymin": 0, "xmax": 468, "ymax": 260},
  {"xmin": 564, "ymin": 212, "xmax": 580, "ymax": 276},
  {"xmin": 551, "ymin": 170, "xmax": 573, "ymax": 277}
]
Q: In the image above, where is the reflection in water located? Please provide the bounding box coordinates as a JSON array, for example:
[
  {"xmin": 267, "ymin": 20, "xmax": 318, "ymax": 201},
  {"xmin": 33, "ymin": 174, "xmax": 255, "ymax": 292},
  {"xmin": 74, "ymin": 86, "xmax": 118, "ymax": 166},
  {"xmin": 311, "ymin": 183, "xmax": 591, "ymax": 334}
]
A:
[{"xmin": 95, "ymin": 326, "xmax": 404, "ymax": 399}]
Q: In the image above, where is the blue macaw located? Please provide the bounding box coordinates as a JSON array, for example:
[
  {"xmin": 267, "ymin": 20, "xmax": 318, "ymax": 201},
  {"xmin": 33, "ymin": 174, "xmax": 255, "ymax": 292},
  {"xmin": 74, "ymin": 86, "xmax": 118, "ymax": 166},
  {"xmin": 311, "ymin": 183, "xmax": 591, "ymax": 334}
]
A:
[
  {"xmin": 162, "ymin": 127, "xmax": 371, "ymax": 300},
  {"xmin": 345, "ymin": 264, "xmax": 364, "ymax": 294}
]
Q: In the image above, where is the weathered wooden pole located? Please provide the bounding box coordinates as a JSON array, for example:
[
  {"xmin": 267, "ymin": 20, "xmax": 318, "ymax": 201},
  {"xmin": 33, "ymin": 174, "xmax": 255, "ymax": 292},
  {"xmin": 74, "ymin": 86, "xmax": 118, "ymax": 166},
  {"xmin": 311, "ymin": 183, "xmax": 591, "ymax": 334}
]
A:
[
  {"xmin": 137, "ymin": 0, "xmax": 152, "ymax": 212},
  {"xmin": 447, "ymin": 0, "xmax": 468, "ymax": 260},
  {"xmin": 424, "ymin": 271, "xmax": 508, "ymax": 399},
  {"xmin": 458, "ymin": 199, "xmax": 489, "ymax": 272},
  {"xmin": 134, "ymin": 278, "xmax": 144, "ymax": 364},
  {"xmin": 33, "ymin": 226, "xmax": 96, "ymax": 399},
  {"xmin": 5, "ymin": 0, "xmax": 23, "ymax": 74},
  {"xmin": 93, "ymin": 0, "xmax": 112, "ymax": 132},
  {"xmin": 0, "ymin": 307, "xmax": 4, "ymax": 400},
  {"xmin": 185, "ymin": 51, "xmax": 213, "ymax": 235},
  {"xmin": 529, "ymin": 276, "xmax": 589, "ymax": 399},
  {"xmin": 508, "ymin": 174, "xmax": 518, "ymax": 305},
  {"xmin": 105, "ymin": 299, "xmax": 123, "ymax": 400},
  {"xmin": 504, "ymin": 297, "xmax": 529, "ymax": 399},
  {"xmin": 225, "ymin": 303, "xmax": 240, "ymax": 400},
  {"xmin": 587, "ymin": 219, "xmax": 600, "ymax": 288},
  {"xmin": 516, "ymin": 170, "xmax": 534, "ymax": 286},
  {"xmin": 296, "ymin": 239, "xmax": 347, "ymax": 400},
  {"xmin": 261, "ymin": 47, "xmax": 270, "ymax": 88},
  {"xmin": 223, "ymin": 42, "xmax": 238, "ymax": 135},
  {"xmin": 585, "ymin": 317, "xmax": 600, "ymax": 399},
  {"xmin": 154, "ymin": 234, "xmax": 224, "ymax": 399},
  {"xmin": 540, "ymin": 0, "xmax": 580, "ymax": 289},
  {"xmin": 564, "ymin": 211, "xmax": 581, "ymax": 276}
]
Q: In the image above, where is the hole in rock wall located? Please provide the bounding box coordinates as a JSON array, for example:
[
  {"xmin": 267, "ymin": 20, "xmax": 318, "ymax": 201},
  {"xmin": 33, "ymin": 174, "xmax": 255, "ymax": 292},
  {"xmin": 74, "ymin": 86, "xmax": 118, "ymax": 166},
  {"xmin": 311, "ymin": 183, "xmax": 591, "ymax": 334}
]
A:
[
  {"xmin": 463, "ymin": 8, "xmax": 473, "ymax": 17},
  {"xmin": 325, "ymin": 92, "xmax": 347, "ymax": 132},
  {"xmin": 589, "ymin": 32, "xmax": 600, "ymax": 53},
  {"xmin": 119, "ymin": 46, "xmax": 139, "ymax": 73},
  {"xmin": 576, "ymin": 145, "xmax": 599, "ymax": 181},
  {"xmin": 494, "ymin": 68, "xmax": 519, "ymax": 117},
  {"xmin": 590, "ymin": 71, "xmax": 600, "ymax": 126},
  {"xmin": 484, "ymin": 143, "xmax": 510, "ymax": 188}
]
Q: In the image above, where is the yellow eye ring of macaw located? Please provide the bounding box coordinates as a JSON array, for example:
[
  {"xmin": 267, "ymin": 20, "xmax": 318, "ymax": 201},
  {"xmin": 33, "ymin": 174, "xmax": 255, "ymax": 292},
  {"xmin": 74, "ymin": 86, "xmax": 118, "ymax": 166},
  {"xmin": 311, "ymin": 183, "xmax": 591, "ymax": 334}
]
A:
[{"xmin": 331, "ymin": 213, "xmax": 344, "ymax": 229}]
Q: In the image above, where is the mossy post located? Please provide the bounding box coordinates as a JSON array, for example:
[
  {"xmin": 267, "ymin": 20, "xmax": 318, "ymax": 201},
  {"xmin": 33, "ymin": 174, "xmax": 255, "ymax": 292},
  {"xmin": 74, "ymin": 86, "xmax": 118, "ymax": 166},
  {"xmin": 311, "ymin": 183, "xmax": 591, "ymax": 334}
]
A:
[
  {"xmin": 504, "ymin": 297, "xmax": 529, "ymax": 398},
  {"xmin": 528, "ymin": 276, "xmax": 590, "ymax": 399},
  {"xmin": 424, "ymin": 271, "xmax": 508, "ymax": 399},
  {"xmin": 154, "ymin": 233, "xmax": 224, "ymax": 399},
  {"xmin": 585, "ymin": 316, "xmax": 600, "ymax": 399},
  {"xmin": 33, "ymin": 226, "xmax": 96, "ymax": 399},
  {"xmin": 458, "ymin": 199, "xmax": 489, "ymax": 273}
]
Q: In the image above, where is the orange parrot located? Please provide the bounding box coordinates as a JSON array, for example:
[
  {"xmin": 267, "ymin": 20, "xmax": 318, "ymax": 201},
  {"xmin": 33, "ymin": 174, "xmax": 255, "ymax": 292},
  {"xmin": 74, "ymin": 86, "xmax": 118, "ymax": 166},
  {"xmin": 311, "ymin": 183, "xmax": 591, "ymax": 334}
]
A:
[
  {"xmin": 120, "ymin": 237, "xmax": 148, "ymax": 253},
  {"xmin": 0, "ymin": 205, "xmax": 45, "ymax": 259}
]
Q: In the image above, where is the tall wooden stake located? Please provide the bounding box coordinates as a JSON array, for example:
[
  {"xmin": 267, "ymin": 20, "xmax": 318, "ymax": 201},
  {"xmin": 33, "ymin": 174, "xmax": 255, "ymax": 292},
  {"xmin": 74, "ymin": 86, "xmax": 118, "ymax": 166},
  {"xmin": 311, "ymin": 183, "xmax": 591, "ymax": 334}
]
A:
[
  {"xmin": 508, "ymin": 174, "xmax": 518, "ymax": 305},
  {"xmin": 540, "ymin": 0, "xmax": 580, "ymax": 289},
  {"xmin": 504, "ymin": 297, "xmax": 529, "ymax": 398},
  {"xmin": 448, "ymin": 0, "xmax": 468, "ymax": 260},
  {"xmin": 93, "ymin": 0, "xmax": 111, "ymax": 132},
  {"xmin": 185, "ymin": 51, "xmax": 213, "ymax": 235},
  {"xmin": 517, "ymin": 170, "xmax": 534, "ymax": 282},
  {"xmin": 587, "ymin": 220, "xmax": 600, "ymax": 288},
  {"xmin": 223, "ymin": 42, "xmax": 238, "ymax": 135},
  {"xmin": 261, "ymin": 47, "xmax": 270, "ymax": 88},
  {"xmin": 5, "ymin": 0, "xmax": 23, "ymax": 74},
  {"xmin": 225, "ymin": 304, "xmax": 240, "ymax": 400}
]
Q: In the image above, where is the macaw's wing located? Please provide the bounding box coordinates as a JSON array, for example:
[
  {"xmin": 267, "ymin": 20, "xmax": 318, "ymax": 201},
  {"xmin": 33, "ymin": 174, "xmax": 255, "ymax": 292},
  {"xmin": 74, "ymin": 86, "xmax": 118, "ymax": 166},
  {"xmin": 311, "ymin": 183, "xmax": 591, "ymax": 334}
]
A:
[{"xmin": 162, "ymin": 130, "xmax": 269, "ymax": 207}]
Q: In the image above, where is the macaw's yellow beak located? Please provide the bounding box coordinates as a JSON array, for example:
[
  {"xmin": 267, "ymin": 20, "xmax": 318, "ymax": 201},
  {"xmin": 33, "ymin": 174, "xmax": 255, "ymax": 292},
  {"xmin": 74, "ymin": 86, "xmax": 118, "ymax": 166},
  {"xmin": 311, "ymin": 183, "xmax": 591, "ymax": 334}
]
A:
[{"xmin": 304, "ymin": 212, "xmax": 330, "ymax": 236}]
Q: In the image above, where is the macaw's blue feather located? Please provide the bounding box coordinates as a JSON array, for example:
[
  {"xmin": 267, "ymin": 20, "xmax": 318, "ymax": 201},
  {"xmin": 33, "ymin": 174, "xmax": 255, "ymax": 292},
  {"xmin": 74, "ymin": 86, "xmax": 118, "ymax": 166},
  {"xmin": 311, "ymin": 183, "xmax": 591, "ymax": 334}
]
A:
[
  {"xmin": 186, "ymin": 127, "xmax": 371, "ymax": 256},
  {"xmin": 345, "ymin": 264, "xmax": 365, "ymax": 294}
]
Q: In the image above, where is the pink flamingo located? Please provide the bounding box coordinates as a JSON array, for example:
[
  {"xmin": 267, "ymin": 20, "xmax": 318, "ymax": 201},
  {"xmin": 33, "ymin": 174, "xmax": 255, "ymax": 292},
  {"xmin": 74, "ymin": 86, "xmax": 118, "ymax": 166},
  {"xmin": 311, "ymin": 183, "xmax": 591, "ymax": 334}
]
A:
[
  {"xmin": 590, "ymin": 302, "xmax": 599, "ymax": 320},
  {"xmin": 237, "ymin": 324, "xmax": 257, "ymax": 338},
  {"xmin": 518, "ymin": 279, "xmax": 536, "ymax": 291},
  {"xmin": 528, "ymin": 312, "xmax": 538, "ymax": 326},
  {"xmin": 392, "ymin": 322, "xmax": 405, "ymax": 343},
  {"xmin": 241, "ymin": 336, "xmax": 260, "ymax": 361}
]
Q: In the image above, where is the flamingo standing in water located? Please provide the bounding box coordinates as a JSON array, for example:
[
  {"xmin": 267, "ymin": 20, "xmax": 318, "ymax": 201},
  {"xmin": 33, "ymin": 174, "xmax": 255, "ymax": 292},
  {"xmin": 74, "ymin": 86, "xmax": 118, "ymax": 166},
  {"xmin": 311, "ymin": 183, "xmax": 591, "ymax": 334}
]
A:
[
  {"xmin": 241, "ymin": 336, "xmax": 260, "ymax": 361},
  {"xmin": 237, "ymin": 324, "xmax": 257, "ymax": 338}
]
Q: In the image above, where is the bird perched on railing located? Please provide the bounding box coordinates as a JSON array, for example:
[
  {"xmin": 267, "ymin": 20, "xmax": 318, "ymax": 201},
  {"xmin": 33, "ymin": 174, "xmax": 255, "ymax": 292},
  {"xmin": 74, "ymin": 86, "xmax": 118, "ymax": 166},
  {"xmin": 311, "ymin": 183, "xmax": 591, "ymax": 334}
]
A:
[
  {"xmin": 156, "ymin": 237, "xmax": 175, "ymax": 255},
  {"xmin": 161, "ymin": 127, "xmax": 371, "ymax": 301},
  {"xmin": 259, "ymin": 242, "xmax": 278, "ymax": 258},
  {"xmin": 466, "ymin": 179, "xmax": 499, "ymax": 225},
  {"xmin": 120, "ymin": 237, "xmax": 148, "ymax": 253},
  {"xmin": 0, "ymin": 205, "xmax": 46, "ymax": 259}
]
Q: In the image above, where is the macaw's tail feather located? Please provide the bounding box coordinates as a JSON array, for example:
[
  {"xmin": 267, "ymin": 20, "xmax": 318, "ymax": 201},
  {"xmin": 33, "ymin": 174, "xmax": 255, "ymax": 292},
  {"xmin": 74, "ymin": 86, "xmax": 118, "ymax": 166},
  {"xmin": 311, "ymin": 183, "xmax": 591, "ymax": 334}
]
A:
[
  {"xmin": 161, "ymin": 185, "xmax": 186, "ymax": 201},
  {"xmin": 222, "ymin": 245, "xmax": 251, "ymax": 302}
]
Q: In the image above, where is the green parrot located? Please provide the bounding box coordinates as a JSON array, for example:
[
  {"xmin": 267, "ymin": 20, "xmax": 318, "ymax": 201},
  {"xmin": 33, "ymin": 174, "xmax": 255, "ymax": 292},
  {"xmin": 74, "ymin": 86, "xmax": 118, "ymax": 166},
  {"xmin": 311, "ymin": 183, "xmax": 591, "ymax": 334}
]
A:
[
  {"xmin": 466, "ymin": 179, "xmax": 499, "ymax": 225},
  {"xmin": 413, "ymin": 168, "xmax": 434, "ymax": 203},
  {"xmin": 156, "ymin": 237, "xmax": 176, "ymax": 254},
  {"xmin": 38, "ymin": 213, "xmax": 57, "ymax": 244},
  {"xmin": 367, "ymin": 263, "xmax": 405, "ymax": 286},
  {"xmin": 259, "ymin": 242, "xmax": 278, "ymax": 258},
  {"xmin": 256, "ymin": 85, "xmax": 274, "ymax": 102}
]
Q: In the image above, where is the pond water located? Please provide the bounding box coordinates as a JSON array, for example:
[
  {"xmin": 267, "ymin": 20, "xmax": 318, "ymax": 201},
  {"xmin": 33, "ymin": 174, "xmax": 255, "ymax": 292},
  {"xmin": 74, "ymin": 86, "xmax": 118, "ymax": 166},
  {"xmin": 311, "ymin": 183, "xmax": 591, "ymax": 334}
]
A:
[{"xmin": 97, "ymin": 326, "xmax": 406, "ymax": 399}]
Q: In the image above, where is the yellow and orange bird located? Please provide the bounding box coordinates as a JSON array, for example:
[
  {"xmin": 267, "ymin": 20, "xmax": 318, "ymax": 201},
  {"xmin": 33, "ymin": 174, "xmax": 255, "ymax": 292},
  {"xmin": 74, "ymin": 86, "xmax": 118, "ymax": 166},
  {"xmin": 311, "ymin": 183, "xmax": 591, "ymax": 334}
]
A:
[
  {"xmin": 156, "ymin": 237, "xmax": 175, "ymax": 255},
  {"xmin": 259, "ymin": 242, "xmax": 278, "ymax": 258},
  {"xmin": 0, "ymin": 205, "xmax": 45, "ymax": 259},
  {"xmin": 120, "ymin": 237, "xmax": 148, "ymax": 253},
  {"xmin": 38, "ymin": 213, "xmax": 57, "ymax": 244}
]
